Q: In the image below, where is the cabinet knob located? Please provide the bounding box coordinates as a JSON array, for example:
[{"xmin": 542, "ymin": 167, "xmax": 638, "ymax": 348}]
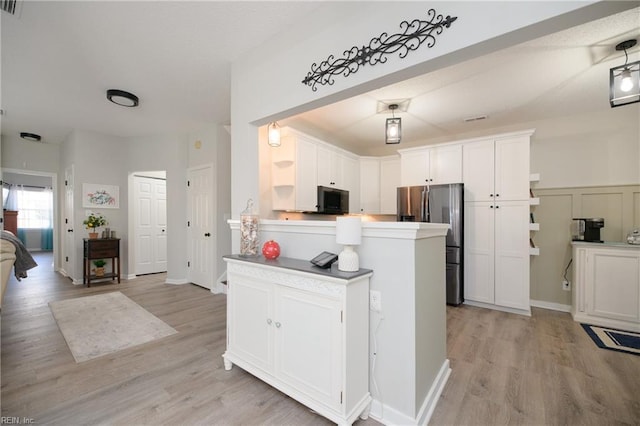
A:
[
  {"xmin": 496, "ymin": 205, "xmax": 500, "ymax": 209},
  {"xmin": 489, "ymin": 194, "xmax": 494, "ymax": 197},
  {"xmin": 490, "ymin": 205, "xmax": 494, "ymax": 209},
  {"xmin": 496, "ymin": 193, "xmax": 500, "ymax": 197},
  {"xmin": 266, "ymin": 319, "xmax": 272, "ymax": 325},
  {"xmin": 275, "ymin": 322, "xmax": 281, "ymax": 328}
]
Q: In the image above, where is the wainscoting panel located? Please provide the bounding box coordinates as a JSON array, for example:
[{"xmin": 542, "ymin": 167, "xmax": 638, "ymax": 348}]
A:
[
  {"xmin": 580, "ymin": 192, "xmax": 624, "ymax": 241},
  {"xmin": 530, "ymin": 185, "xmax": 639, "ymax": 308}
]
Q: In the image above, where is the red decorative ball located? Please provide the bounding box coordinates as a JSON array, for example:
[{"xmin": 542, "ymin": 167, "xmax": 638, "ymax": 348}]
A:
[{"xmin": 262, "ymin": 240, "xmax": 281, "ymax": 259}]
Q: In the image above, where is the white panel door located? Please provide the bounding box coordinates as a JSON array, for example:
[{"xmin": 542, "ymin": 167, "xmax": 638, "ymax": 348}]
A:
[
  {"xmin": 464, "ymin": 201, "xmax": 495, "ymax": 304},
  {"xmin": 275, "ymin": 286, "xmax": 342, "ymax": 409},
  {"xmin": 587, "ymin": 250, "xmax": 640, "ymax": 322},
  {"xmin": 400, "ymin": 149, "xmax": 430, "ymax": 186},
  {"xmin": 494, "ymin": 201, "xmax": 530, "ymax": 311},
  {"xmin": 462, "ymin": 140, "xmax": 495, "ymax": 202},
  {"xmin": 63, "ymin": 165, "xmax": 75, "ymax": 279},
  {"xmin": 187, "ymin": 165, "xmax": 215, "ymax": 289},
  {"xmin": 294, "ymin": 137, "xmax": 318, "ymax": 212},
  {"xmin": 134, "ymin": 176, "xmax": 167, "ymax": 275},
  {"xmin": 430, "ymin": 144, "xmax": 463, "ymax": 184},
  {"xmin": 228, "ymin": 276, "xmax": 274, "ymax": 371},
  {"xmin": 494, "ymin": 136, "xmax": 530, "ymax": 201}
]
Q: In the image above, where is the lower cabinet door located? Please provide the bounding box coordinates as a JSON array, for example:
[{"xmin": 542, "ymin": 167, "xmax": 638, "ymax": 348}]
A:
[
  {"xmin": 228, "ymin": 277, "xmax": 274, "ymax": 372},
  {"xmin": 464, "ymin": 202, "xmax": 495, "ymax": 304},
  {"xmin": 274, "ymin": 286, "xmax": 342, "ymax": 410}
]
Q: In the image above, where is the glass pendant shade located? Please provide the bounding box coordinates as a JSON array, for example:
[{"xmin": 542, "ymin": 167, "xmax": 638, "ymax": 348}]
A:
[
  {"xmin": 268, "ymin": 122, "xmax": 281, "ymax": 147},
  {"xmin": 386, "ymin": 117, "xmax": 401, "ymax": 144}
]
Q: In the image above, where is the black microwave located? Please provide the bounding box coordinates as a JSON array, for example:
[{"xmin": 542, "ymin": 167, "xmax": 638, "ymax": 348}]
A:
[{"xmin": 317, "ymin": 186, "xmax": 349, "ymax": 215}]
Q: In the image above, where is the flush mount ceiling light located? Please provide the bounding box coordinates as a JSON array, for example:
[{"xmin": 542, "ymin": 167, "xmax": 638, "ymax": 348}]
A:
[
  {"xmin": 267, "ymin": 122, "xmax": 281, "ymax": 147},
  {"xmin": 610, "ymin": 39, "xmax": 640, "ymax": 108},
  {"xmin": 20, "ymin": 132, "xmax": 41, "ymax": 142},
  {"xmin": 385, "ymin": 104, "xmax": 401, "ymax": 145},
  {"xmin": 106, "ymin": 89, "xmax": 139, "ymax": 107}
]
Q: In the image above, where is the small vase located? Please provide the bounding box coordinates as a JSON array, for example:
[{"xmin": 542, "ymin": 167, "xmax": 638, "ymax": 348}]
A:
[
  {"xmin": 89, "ymin": 232, "xmax": 99, "ymax": 239},
  {"xmin": 94, "ymin": 267, "xmax": 105, "ymax": 277}
]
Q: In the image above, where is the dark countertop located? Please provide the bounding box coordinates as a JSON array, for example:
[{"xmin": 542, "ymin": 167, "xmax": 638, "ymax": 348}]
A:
[{"xmin": 223, "ymin": 254, "xmax": 373, "ymax": 280}]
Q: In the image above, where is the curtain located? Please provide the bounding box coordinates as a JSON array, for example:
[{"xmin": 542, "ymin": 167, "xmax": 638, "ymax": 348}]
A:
[
  {"xmin": 41, "ymin": 186, "xmax": 54, "ymax": 250},
  {"xmin": 5, "ymin": 184, "xmax": 20, "ymax": 210}
]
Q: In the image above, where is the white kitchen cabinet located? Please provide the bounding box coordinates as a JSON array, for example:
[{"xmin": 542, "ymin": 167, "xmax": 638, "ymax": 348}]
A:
[
  {"xmin": 379, "ymin": 156, "xmax": 400, "ymax": 215},
  {"xmin": 464, "ymin": 200, "xmax": 531, "ymax": 314},
  {"xmin": 572, "ymin": 243, "xmax": 640, "ymax": 332},
  {"xmin": 463, "ymin": 135, "xmax": 531, "ymax": 202},
  {"xmin": 342, "ymin": 155, "xmax": 360, "ymax": 213},
  {"xmin": 223, "ymin": 256, "xmax": 372, "ymax": 425},
  {"xmin": 359, "ymin": 158, "xmax": 380, "ymax": 214},
  {"xmin": 399, "ymin": 144, "xmax": 462, "ymax": 187},
  {"xmin": 271, "ymin": 133, "xmax": 318, "ymax": 212}
]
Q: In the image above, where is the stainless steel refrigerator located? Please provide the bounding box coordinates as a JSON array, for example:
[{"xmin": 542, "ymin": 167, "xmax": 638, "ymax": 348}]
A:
[{"xmin": 397, "ymin": 183, "xmax": 464, "ymax": 305}]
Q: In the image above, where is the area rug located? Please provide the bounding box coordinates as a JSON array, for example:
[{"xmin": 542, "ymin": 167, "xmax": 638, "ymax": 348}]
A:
[
  {"xmin": 49, "ymin": 291, "xmax": 177, "ymax": 363},
  {"xmin": 581, "ymin": 323, "xmax": 640, "ymax": 356}
]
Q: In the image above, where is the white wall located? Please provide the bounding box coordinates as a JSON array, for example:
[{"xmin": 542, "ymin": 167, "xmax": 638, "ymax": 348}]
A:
[{"xmin": 1, "ymin": 136, "xmax": 61, "ymax": 173}]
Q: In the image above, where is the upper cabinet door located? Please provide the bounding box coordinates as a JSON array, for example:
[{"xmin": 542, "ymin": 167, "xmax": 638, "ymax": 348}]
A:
[
  {"xmin": 494, "ymin": 136, "xmax": 530, "ymax": 201},
  {"xmin": 430, "ymin": 144, "xmax": 463, "ymax": 185},
  {"xmin": 462, "ymin": 140, "xmax": 495, "ymax": 202},
  {"xmin": 400, "ymin": 149, "xmax": 430, "ymax": 186}
]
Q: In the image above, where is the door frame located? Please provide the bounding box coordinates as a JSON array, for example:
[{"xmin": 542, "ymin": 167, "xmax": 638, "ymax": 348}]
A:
[{"xmin": 1, "ymin": 167, "xmax": 59, "ymax": 271}]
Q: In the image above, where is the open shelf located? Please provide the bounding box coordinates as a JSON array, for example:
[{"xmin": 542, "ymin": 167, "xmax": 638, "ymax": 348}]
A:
[
  {"xmin": 529, "ymin": 173, "xmax": 540, "ymax": 182},
  {"xmin": 529, "ymin": 223, "xmax": 540, "ymax": 231},
  {"xmin": 530, "ymin": 197, "xmax": 540, "ymax": 206},
  {"xmin": 529, "ymin": 247, "xmax": 540, "ymax": 256}
]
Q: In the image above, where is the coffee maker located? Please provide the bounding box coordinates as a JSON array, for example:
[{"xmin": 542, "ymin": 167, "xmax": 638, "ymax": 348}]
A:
[{"xmin": 572, "ymin": 218, "xmax": 604, "ymax": 242}]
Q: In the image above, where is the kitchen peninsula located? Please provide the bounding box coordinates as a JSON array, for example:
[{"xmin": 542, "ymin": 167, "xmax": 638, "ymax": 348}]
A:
[{"xmin": 227, "ymin": 219, "xmax": 450, "ymax": 425}]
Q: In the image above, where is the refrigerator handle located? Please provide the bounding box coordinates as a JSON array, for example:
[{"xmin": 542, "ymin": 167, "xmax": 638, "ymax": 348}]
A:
[{"xmin": 421, "ymin": 188, "xmax": 430, "ymax": 222}]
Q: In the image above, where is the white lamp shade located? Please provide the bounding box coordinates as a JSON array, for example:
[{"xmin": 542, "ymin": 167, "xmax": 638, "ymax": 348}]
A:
[{"xmin": 336, "ymin": 216, "xmax": 362, "ymax": 245}]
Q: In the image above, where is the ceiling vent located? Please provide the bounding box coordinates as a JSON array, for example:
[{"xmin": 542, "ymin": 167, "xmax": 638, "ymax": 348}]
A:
[
  {"xmin": 1, "ymin": 0, "xmax": 22, "ymax": 16},
  {"xmin": 464, "ymin": 115, "xmax": 488, "ymax": 123}
]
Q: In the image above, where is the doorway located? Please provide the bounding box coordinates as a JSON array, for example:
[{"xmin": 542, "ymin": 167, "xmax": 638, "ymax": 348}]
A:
[{"xmin": 1, "ymin": 168, "xmax": 58, "ymax": 272}]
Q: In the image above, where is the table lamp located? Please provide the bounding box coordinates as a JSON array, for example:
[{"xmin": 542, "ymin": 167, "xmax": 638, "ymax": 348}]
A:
[{"xmin": 336, "ymin": 216, "xmax": 362, "ymax": 272}]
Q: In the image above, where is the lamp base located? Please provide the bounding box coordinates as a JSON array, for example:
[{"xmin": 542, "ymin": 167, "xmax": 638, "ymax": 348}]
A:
[{"xmin": 338, "ymin": 245, "xmax": 359, "ymax": 272}]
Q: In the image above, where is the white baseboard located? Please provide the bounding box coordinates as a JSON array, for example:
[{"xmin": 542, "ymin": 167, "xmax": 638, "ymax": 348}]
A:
[
  {"xmin": 369, "ymin": 359, "xmax": 451, "ymax": 425},
  {"xmin": 164, "ymin": 278, "xmax": 189, "ymax": 285},
  {"xmin": 530, "ymin": 299, "xmax": 572, "ymax": 313}
]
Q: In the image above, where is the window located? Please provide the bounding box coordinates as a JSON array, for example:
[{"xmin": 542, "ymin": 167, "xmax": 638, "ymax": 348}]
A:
[{"xmin": 16, "ymin": 188, "xmax": 53, "ymax": 229}]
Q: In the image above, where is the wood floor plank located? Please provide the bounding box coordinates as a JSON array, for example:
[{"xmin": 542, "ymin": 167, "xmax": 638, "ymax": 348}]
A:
[{"xmin": 3, "ymin": 252, "xmax": 640, "ymax": 425}]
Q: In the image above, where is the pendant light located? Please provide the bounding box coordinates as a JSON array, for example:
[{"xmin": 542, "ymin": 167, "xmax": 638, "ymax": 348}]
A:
[
  {"xmin": 385, "ymin": 104, "xmax": 401, "ymax": 144},
  {"xmin": 610, "ymin": 39, "xmax": 640, "ymax": 108},
  {"xmin": 268, "ymin": 122, "xmax": 281, "ymax": 147}
]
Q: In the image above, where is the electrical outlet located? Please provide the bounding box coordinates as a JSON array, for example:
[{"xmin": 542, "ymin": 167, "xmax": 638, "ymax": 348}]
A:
[
  {"xmin": 370, "ymin": 290, "xmax": 382, "ymax": 312},
  {"xmin": 562, "ymin": 279, "xmax": 571, "ymax": 291}
]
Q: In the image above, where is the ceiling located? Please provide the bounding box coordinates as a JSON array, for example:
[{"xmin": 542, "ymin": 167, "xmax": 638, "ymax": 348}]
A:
[{"xmin": 2, "ymin": 2, "xmax": 639, "ymax": 157}]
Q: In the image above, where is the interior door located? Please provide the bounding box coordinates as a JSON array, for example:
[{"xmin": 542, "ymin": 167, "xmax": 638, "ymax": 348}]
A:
[
  {"xmin": 63, "ymin": 165, "xmax": 75, "ymax": 279},
  {"xmin": 187, "ymin": 165, "xmax": 214, "ymax": 289},
  {"xmin": 134, "ymin": 175, "xmax": 167, "ymax": 275}
]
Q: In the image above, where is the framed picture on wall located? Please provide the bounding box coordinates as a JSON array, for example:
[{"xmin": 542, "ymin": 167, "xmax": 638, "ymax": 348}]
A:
[{"xmin": 82, "ymin": 183, "xmax": 119, "ymax": 209}]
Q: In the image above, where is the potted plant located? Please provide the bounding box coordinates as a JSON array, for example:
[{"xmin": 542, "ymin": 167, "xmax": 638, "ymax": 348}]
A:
[
  {"xmin": 93, "ymin": 259, "xmax": 107, "ymax": 277},
  {"xmin": 83, "ymin": 212, "xmax": 107, "ymax": 239}
]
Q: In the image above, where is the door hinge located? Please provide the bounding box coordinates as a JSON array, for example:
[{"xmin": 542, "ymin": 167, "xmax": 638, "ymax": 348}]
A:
[
  {"xmin": 341, "ymin": 310, "xmax": 343, "ymax": 323},
  {"xmin": 65, "ymin": 218, "xmax": 68, "ymax": 224},
  {"xmin": 187, "ymin": 221, "xmax": 190, "ymax": 227},
  {"xmin": 65, "ymin": 180, "xmax": 68, "ymax": 186},
  {"xmin": 187, "ymin": 261, "xmax": 191, "ymax": 267},
  {"xmin": 65, "ymin": 256, "xmax": 69, "ymax": 262},
  {"xmin": 340, "ymin": 391, "xmax": 343, "ymax": 404},
  {"xmin": 187, "ymin": 180, "xmax": 190, "ymax": 187}
]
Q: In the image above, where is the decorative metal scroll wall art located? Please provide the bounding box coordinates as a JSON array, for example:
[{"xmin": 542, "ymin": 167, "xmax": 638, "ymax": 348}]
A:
[{"xmin": 302, "ymin": 9, "xmax": 458, "ymax": 92}]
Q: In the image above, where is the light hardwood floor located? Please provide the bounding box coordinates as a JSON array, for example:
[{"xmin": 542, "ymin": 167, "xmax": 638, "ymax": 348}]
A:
[{"xmin": 2, "ymin": 252, "xmax": 639, "ymax": 425}]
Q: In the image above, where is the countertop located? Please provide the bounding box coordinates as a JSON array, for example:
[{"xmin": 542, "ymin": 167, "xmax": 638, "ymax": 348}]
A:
[
  {"xmin": 223, "ymin": 254, "xmax": 373, "ymax": 280},
  {"xmin": 571, "ymin": 241, "xmax": 640, "ymax": 249}
]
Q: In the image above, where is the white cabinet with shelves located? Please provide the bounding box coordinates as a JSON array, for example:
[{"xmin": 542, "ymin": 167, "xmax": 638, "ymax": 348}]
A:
[
  {"xmin": 572, "ymin": 243, "xmax": 640, "ymax": 332},
  {"xmin": 462, "ymin": 130, "xmax": 534, "ymax": 315},
  {"xmin": 223, "ymin": 256, "xmax": 372, "ymax": 425},
  {"xmin": 529, "ymin": 173, "xmax": 540, "ymax": 256},
  {"xmin": 399, "ymin": 144, "xmax": 462, "ymax": 187}
]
